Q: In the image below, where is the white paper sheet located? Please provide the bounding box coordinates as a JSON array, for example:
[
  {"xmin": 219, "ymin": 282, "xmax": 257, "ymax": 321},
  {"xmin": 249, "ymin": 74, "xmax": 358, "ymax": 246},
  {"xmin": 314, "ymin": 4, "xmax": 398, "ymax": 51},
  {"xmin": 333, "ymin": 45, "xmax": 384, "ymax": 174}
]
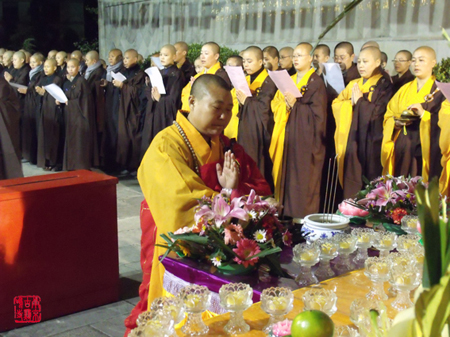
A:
[
  {"xmin": 322, "ymin": 63, "xmax": 346, "ymax": 94},
  {"xmin": 144, "ymin": 67, "xmax": 166, "ymax": 95},
  {"xmin": 151, "ymin": 57, "xmax": 164, "ymax": 70},
  {"xmin": 9, "ymin": 82, "xmax": 27, "ymax": 90},
  {"xmin": 111, "ymin": 71, "xmax": 127, "ymax": 82},
  {"xmin": 268, "ymin": 69, "xmax": 301, "ymax": 98},
  {"xmin": 223, "ymin": 66, "xmax": 252, "ymax": 97},
  {"xmin": 44, "ymin": 83, "xmax": 68, "ymax": 103},
  {"xmin": 436, "ymin": 81, "xmax": 450, "ymax": 101}
]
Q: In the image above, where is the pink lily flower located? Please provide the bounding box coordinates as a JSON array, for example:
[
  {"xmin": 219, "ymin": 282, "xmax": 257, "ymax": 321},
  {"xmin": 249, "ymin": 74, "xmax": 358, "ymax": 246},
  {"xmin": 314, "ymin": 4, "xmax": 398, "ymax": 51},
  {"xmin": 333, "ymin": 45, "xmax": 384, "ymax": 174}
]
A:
[{"xmin": 195, "ymin": 194, "xmax": 249, "ymax": 228}]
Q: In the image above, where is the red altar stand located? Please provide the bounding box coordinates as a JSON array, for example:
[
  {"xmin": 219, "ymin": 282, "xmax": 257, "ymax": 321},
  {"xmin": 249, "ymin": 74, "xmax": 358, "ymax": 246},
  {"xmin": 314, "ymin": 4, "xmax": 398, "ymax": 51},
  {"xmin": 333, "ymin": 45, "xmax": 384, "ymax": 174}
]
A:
[{"xmin": 0, "ymin": 170, "xmax": 119, "ymax": 332}]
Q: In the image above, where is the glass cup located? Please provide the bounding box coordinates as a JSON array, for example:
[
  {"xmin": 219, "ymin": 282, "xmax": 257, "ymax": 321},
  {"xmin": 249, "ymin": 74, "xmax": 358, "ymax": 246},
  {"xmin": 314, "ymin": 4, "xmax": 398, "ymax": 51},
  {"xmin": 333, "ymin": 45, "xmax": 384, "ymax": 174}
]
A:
[
  {"xmin": 334, "ymin": 325, "xmax": 360, "ymax": 337},
  {"xmin": 292, "ymin": 243, "xmax": 320, "ymax": 287},
  {"xmin": 410, "ymin": 244, "xmax": 425, "ymax": 279},
  {"xmin": 352, "ymin": 228, "xmax": 375, "ymax": 266},
  {"xmin": 389, "ymin": 261, "xmax": 421, "ymax": 310},
  {"xmin": 333, "ymin": 233, "xmax": 358, "ymax": 272},
  {"xmin": 301, "ymin": 288, "xmax": 337, "ymax": 316},
  {"xmin": 350, "ymin": 299, "xmax": 390, "ymax": 335},
  {"xmin": 315, "ymin": 239, "xmax": 339, "ymax": 280},
  {"xmin": 148, "ymin": 297, "xmax": 185, "ymax": 336},
  {"xmin": 219, "ymin": 282, "xmax": 253, "ymax": 335},
  {"xmin": 373, "ymin": 232, "xmax": 397, "ymax": 258},
  {"xmin": 178, "ymin": 284, "xmax": 211, "ymax": 336},
  {"xmin": 260, "ymin": 287, "xmax": 294, "ymax": 334},
  {"xmin": 396, "ymin": 234, "xmax": 421, "ymax": 253},
  {"xmin": 130, "ymin": 310, "xmax": 174, "ymax": 337},
  {"xmin": 401, "ymin": 215, "xmax": 420, "ymax": 234},
  {"xmin": 364, "ymin": 256, "xmax": 390, "ymax": 300}
]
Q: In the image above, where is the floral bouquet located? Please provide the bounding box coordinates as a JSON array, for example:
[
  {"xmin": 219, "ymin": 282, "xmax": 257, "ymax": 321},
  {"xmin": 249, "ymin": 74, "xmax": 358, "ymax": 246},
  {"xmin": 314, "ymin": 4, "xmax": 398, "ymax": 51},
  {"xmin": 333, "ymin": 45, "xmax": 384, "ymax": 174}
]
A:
[
  {"xmin": 158, "ymin": 189, "xmax": 293, "ymax": 276},
  {"xmin": 340, "ymin": 175, "xmax": 425, "ymax": 225}
]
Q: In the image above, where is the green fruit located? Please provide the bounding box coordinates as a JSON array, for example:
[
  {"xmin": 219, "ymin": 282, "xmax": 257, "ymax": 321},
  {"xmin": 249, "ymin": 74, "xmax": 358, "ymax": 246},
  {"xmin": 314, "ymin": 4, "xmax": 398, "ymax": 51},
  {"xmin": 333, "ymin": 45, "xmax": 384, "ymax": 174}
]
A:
[{"xmin": 291, "ymin": 310, "xmax": 334, "ymax": 337}]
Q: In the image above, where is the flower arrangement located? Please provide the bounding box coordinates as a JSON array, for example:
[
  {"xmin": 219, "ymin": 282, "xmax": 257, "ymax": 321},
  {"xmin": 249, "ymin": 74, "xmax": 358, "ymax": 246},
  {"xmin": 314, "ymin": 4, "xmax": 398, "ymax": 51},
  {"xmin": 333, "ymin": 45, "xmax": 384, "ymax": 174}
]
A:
[
  {"xmin": 158, "ymin": 189, "xmax": 292, "ymax": 275},
  {"xmin": 340, "ymin": 175, "xmax": 425, "ymax": 225}
]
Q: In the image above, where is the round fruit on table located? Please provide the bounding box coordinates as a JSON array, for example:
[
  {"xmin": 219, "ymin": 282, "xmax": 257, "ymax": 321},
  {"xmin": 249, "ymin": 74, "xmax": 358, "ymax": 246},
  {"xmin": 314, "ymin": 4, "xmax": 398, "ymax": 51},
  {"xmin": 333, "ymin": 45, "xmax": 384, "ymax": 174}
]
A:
[{"xmin": 291, "ymin": 310, "xmax": 334, "ymax": 337}]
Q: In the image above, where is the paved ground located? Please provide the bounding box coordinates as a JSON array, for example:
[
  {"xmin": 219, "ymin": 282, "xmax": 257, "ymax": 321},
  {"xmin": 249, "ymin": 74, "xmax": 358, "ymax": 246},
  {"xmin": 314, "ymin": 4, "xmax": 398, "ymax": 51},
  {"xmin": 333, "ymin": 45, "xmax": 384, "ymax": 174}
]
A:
[{"xmin": 1, "ymin": 163, "xmax": 144, "ymax": 337}]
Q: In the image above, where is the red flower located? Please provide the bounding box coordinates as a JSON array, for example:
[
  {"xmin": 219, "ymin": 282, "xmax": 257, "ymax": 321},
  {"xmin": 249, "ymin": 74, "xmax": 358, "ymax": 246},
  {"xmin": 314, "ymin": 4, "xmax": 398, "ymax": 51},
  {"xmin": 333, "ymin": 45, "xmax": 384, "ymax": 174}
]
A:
[
  {"xmin": 390, "ymin": 208, "xmax": 408, "ymax": 224},
  {"xmin": 233, "ymin": 239, "xmax": 261, "ymax": 268}
]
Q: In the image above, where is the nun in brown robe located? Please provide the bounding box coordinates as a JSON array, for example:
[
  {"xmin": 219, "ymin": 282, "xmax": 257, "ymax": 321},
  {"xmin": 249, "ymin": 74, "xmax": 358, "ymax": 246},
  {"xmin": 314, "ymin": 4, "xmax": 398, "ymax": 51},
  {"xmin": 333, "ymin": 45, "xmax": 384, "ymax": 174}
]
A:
[
  {"xmin": 36, "ymin": 59, "xmax": 64, "ymax": 169},
  {"xmin": 0, "ymin": 76, "xmax": 23, "ymax": 179},
  {"xmin": 113, "ymin": 49, "xmax": 146, "ymax": 173},
  {"xmin": 236, "ymin": 47, "xmax": 277, "ymax": 191},
  {"xmin": 58, "ymin": 59, "xmax": 93, "ymax": 171},
  {"xmin": 392, "ymin": 69, "xmax": 415, "ymax": 95}
]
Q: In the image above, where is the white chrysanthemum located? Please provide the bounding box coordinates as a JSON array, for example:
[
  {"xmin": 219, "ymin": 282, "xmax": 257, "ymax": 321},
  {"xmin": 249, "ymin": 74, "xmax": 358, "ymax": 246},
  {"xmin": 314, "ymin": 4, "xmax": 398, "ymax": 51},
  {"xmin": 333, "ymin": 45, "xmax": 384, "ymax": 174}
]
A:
[
  {"xmin": 249, "ymin": 210, "xmax": 258, "ymax": 219},
  {"xmin": 211, "ymin": 255, "xmax": 222, "ymax": 267},
  {"xmin": 253, "ymin": 229, "xmax": 267, "ymax": 243}
]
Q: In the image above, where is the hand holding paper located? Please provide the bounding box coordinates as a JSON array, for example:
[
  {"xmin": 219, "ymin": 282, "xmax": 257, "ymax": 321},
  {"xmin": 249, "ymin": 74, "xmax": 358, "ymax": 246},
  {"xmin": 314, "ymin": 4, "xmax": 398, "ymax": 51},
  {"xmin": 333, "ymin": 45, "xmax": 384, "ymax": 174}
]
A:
[
  {"xmin": 224, "ymin": 66, "xmax": 252, "ymax": 97},
  {"xmin": 111, "ymin": 72, "xmax": 127, "ymax": 82},
  {"xmin": 145, "ymin": 67, "xmax": 166, "ymax": 95},
  {"xmin": 268, "ymin": 69, "xmax": 302, "ymax": 98},
  {"xmin": 44, "ymin": 83, "xmax": 68, "ymax": 104}
]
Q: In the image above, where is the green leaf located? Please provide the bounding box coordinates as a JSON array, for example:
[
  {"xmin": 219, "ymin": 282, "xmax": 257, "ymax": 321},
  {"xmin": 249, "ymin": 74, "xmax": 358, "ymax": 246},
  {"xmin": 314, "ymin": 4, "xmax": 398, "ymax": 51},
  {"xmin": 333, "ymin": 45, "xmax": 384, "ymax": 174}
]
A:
[
  {"xmin": 208, "ymin": 229, "xmax": 238, "ymax": 258},
  {"xmin": 245, "ymin": 247, "xmax": 282, "ymax": 261},
  {"xmin": 168, "ymin": 232, "xmax": 209, "ymax": 244}
]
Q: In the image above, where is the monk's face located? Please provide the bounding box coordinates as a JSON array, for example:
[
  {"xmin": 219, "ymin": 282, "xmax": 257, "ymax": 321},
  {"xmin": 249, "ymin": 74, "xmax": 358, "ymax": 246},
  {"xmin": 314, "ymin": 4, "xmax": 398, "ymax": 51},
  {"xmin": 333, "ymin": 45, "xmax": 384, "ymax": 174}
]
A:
[
  {"xmin": 357, "ymin": 50, "xmax": 381, "ymax": 79},
  {"xmin": 29, "ymin": 56, "xmax": 42, "ymax": 70},
  {"xmin": 85, "ymin": 55, "xmax": 96, "ymax": 67},
  {"xmin": 313, "ymin": 49, "xmax": 329, "ymax": 64},
  {"xmin": 44, "ymin": 61, "xmax": 57, "ymax": 76},
  {"xmin": 393, "ymin": 52, "xmax": 411, "ymax": 75},
  {"xmin": 3, "ymin": 54, "xmax": 12, "ymax": 67},
  {"xmin": 159, "ymin": 47, "xmax": 175, "ymax": 67},
  {"xmin": 108, "ymin": 51, "xmax": 122, "ymax": 66},
  {"xmin": 56, "ymin": 53, "xmax": 65, "ymax": 66},
  {"xmin": 67, "ymin": 61, "xmax": 79, "ymax": 77},
  {"xmin": 242, "ymin": 51, "xmax": 263, "ymax": 75},
  {"xmin": 279, "ymin": 49, "xmax": 293, "ymax": 70},
  {"xmin": 123, "ymin": 52, "xmax": 137, "ymax": 69},
  {"xmin": 293, "ymin": 46, "xmax": 312, "ymax": 72},
  {"xmin": 200, "ymin": 45, "xmax": 219, "ymax": 69},
  {"xmin": 12, "ymin": 55, "xmax": 25, "ymax": 69},
  {"xmin": 189, "ymin": 86, "xmax": 233, "ymax": 139},
  {"xmin": 263, "ymin": 52, "xmax": 278, "ymax": 71},
  {"xmin": 194, "ymin": 59, "xmax": 203, "ymax": 74},
  {"xmin": 174, "ymin": 44, "xmax": 185, "ymax": 63},
  {"xmin": 334, "ymin": 47, "xmax": 354, "ymax": 71},
  {"xmin": 411, "ymin": 49, "xmax": 436, "ymax": 79}
]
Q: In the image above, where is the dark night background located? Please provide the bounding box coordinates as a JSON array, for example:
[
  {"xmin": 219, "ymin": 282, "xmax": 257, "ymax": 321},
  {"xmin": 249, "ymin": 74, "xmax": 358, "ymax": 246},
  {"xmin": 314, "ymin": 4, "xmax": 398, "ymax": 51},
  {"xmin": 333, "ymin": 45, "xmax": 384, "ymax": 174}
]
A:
[{"xmin": 0, "ymin": 0, "xmax": 98, "ymax": 54}]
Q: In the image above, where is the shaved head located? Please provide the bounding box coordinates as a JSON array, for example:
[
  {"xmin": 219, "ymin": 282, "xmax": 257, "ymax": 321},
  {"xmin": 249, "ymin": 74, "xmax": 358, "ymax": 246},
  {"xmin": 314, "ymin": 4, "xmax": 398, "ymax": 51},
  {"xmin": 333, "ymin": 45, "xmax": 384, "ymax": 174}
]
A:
[
  {"xmin": 414, "ymin": 46, "xmax": 436, "ymax": 61},
  {"xmin": 161, "ymin": 44, "xmax": 176, "ymax": 55},
  {"xmin": 0, "ymin": 48, "xmax": 5, "ymax": 55},
  {"xmin": 335, "ymin": 41, "xmax": 354, "ymax": 55},
  {"xmin": 297, "ymin": 42, "xmax": 313, "ymax": 54},
  {"xmin": 244, "ymin": 46, "xmax": 263, "ymax": 60},
  {"xmin": 360, "ymin": 46, "xmax": 382, "ymax": 61},
  {"xmin": 86, "ymin": 50, "xmax": 99, "ymax": 62},
  {"xmin": 110, "ymin": 49, "xmax": 122, "ymax": 57},
  {"xmin": 203, "ymin": 42, "xmax": 220, "ymax": 55},
  {"xmin": 191, "ymin": 74, "xmax": 231, "ymax": 99},
  {"xmin": 124, "ymin": 49, "xmax": 138, "ymax": 58},
  {"xmin": 263, "ymin": 46, "xmax": 279, "ymax": 59},
  {"xmin": 361, "ymin": 40, "xmax": 380, "ymax": 50},
  {"xmin": 45, "ymin": 59, "xmax": 57, "ymax": 68},
  {"xmin": 280, "ymin": 46, "xmax": 293, "ymax": 54},
  {"xmin": 67, "ymin": 58, "xmax": 80, "ymax": 67},
  {"xmin": 32, "ymin": 53, "xmax": 45, "ymax": 63},
  {"xmin": 316, "ymin": 44, "xmax": 330, "ymax": 57},
  {"xmin": 396, "ymin": 50, "xmax": 412, "ymax": 61},
  {"xmin": 48, "ymin": 50, "xmax": 58, "ymax": 59},
  {"xmin": 174, "ymin": 41, "xmax": 189, "ymax": 52},
  {"xmin": 71, "ymin": 50, "xmax": 83, "ymax": 61},
  {"xmin": 13, "ymin": 51, "xmax": 25, "ymax": 61}
]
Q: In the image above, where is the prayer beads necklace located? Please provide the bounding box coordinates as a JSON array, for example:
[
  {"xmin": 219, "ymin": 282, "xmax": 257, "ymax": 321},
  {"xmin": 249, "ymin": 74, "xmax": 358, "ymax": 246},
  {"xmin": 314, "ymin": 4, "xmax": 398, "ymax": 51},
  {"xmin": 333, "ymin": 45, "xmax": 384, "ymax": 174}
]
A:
[{"xmin": 173, "ymin": 121, "xmax": 200, "ymax": 175}]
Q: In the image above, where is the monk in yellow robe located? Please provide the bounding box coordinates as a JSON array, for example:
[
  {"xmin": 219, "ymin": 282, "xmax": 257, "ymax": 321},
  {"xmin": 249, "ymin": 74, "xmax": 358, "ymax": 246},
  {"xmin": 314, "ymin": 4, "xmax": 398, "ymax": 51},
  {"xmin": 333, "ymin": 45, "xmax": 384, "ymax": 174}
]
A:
[
  {"xmin": 123, "ymin": 75, "xmax": 271, "ymax": 335},
  {"xmin": 381, "ymin": 46, "xmax": 450, "ymax": 196},
  {"xmin": 332, "ymin": 47, "xmax": 394, "ymax": 198},
  {"xmin": 270, "ymin": 42, "xmax": 327, "ymax": 218}
]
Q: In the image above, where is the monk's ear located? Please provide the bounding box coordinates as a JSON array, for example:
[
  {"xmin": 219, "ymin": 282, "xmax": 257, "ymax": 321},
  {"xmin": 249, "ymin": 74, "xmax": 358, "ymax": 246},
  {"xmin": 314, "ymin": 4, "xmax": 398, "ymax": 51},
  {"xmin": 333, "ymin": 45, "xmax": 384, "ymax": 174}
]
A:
[
  {"xmin": 258, "ymin": 58, "xmax": 263, "ymax": 67},
  {"xmin": 214, "ymin": 53, "xmax": 220, "ymax": 62},
  {"xmin": 188, "ymin": 95, "xmax": 196, "ymax": 108},
  {"xmin": 324, "ymin": 55, "xmax": 330, "ymax": 62},
  {"xmin": 375, "ymin": 58, "xmax": 381, "ymax": 68}
]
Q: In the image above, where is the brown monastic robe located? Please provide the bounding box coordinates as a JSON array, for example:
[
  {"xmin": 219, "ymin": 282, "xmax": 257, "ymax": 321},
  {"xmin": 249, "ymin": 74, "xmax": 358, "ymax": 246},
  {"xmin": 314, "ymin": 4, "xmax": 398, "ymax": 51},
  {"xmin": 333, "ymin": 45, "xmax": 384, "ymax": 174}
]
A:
[
  {"xmin": 237, "ymin": 68, "xmax": 277, "ymax": 191},
  {"xmin": 140, "ymin": 65, "xmax": 184, "ymax": 159},
  {"xmin": 61, "ymin": 74, "xmax": 93, "ymax": 171},
  {"xmin": 179, "ymin": 59, "xmax": 196, "ymax": 88},
  {"xmin": 392, "ymin": 69, "xmax": 415, "ymax": 95},
  {"xmin": 57, "ymin": 64, "xmax": 67, "ymax": 79},
  {"xmin": 0, "ymin": 76, "xmax": 23, "ymax": 179},
  {"xmin": 116, "ymin": 64, "xmax": 146, "ymax": 171},
  {"xmin": 37, "ymin": 74, "xmax": 64, "ymax": 168},
  {"xmin": 343, "ymin": 63, "xmax": 359, "ymax": 86},
  {"xmin": 22, "ymin": 68, "xmax": 44, "ymax": 164}
]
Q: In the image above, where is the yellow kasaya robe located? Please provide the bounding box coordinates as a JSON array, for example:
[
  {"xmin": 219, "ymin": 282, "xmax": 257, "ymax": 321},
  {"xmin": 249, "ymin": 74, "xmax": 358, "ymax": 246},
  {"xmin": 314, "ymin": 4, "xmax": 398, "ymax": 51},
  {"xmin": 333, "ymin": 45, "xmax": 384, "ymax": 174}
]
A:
[
  {"xmin": 381, "ymin": 77, "xmax": 450, "ymax": 196},
  {"xmin": 138, "ymin": 113, "xmax": 222, "ymax": 306},
  {"xmin": 269, "ymin": 67, "xmax": 316, "ymax": 201},
  {"xmin": 332, "ymin": 73, "xmax": 384, "ymax": 193},
  {"xmin": 224, "ymin": 69, "xmax": 270, "ymax": 140},
  {"xmin": 179, "ymin": 62, "xmax": 223, "ymax": 113}
]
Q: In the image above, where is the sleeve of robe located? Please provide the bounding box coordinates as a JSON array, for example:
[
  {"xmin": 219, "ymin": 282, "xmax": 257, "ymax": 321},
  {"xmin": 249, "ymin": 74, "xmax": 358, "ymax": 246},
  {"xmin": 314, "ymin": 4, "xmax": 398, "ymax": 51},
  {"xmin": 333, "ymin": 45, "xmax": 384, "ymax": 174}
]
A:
[
  {"xmin": 438, "ymin": 100, "xmax": 450, "ymax": 197},
  {"xmin": 119, "ymin": 72, "xmax": 146, "ymax": 132},
  {"xmin": 155, "ymin": 70, "xmax": 184, "ymax": 117},
  {"xmin": 224, "ymin": 88, "xmax": 240, "ymax": 139}
]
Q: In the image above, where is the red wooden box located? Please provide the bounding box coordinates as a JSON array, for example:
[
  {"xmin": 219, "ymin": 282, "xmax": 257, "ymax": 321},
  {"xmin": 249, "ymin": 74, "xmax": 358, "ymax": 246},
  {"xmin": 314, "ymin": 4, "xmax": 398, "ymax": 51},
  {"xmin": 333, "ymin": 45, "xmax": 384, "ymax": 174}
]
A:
[{"xmin": 0, "ymin": 170, "xmax": 119, "ymax": 332}]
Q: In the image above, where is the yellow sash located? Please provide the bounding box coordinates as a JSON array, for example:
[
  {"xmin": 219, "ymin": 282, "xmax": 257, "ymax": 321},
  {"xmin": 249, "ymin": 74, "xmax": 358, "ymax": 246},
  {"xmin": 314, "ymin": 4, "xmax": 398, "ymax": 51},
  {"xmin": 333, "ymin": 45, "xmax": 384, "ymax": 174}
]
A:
[
  {"xmin": 179, "ymin": 62, "xmax": 222, "ymax": 112},
  {"xmin": 381, "ymin": 76, "xmax": 435, "ymax": 179},
  {"xmin": 332, "ymin": 73, "xmax": 382, "ymax": 186},
  {"xmin": 438, "ymin": 100, "xmax": 450, "ymax": 197},
  {"xmin": 269, "ymin": 67, "xmax": 315, "ymax": 201},
  {"xmin": 224, "ymin": 69, "xmax": 269, "ymax": 139}
]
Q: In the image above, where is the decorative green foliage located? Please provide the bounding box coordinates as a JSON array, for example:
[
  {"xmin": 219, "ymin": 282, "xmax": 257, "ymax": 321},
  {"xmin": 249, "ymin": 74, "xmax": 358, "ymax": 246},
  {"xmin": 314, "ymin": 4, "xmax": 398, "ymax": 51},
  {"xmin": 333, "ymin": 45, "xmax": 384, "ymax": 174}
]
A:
[
  {"xmin": 433, "ymin": 58, "xmax": 450, "ymax": 83},
  {"xmin": 22, "ymin": 38, "xmax": 36, "ymax": 53},
  {"xmin": 185, "ymin": 42, "xmax": 241, "ymax": 65},
  {"xmin": 73, "ymin": 38, "xmax": 99, "ymax": 55}
]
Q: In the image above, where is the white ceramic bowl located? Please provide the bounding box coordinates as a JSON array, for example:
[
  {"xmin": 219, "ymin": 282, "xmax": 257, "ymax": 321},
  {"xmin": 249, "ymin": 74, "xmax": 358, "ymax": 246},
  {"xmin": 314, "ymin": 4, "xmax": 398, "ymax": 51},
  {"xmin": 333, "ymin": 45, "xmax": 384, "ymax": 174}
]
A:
[{"xmin": 301, "ymin": 213, "xmax": 350, "ymax": 241}]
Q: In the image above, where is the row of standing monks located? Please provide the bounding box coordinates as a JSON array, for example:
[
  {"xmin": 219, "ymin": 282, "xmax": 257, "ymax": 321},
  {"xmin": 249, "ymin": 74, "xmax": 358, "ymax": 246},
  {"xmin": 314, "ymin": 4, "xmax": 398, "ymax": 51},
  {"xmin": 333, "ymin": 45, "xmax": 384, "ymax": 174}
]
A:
[{"xmin": 0, "ymin": 41, "xmax": 449, "ymax": 221}]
